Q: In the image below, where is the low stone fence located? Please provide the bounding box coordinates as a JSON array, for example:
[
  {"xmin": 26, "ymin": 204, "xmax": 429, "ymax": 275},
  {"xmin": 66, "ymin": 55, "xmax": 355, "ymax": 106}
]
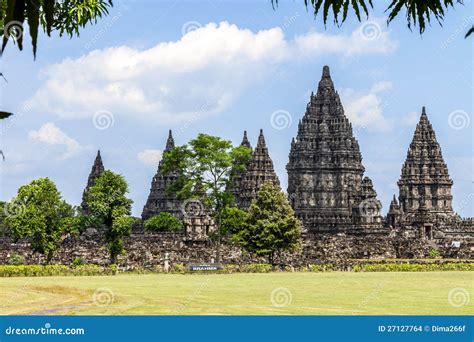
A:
[{"xmin": 0, "ymin": 231, "xmax": 472, "ymax": 267}]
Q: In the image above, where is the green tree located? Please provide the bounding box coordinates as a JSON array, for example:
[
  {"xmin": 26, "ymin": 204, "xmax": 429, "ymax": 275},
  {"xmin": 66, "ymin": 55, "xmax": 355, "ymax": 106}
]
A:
[
  {"xmin": 220, "ymin": 206, "xmax": 248, "ymax": 236},
  {"xmin": 162, "ymin": 133, "xmax": 252, "ymax": 259},
  {"xmin": 85, "ymin": 170, "xmax": 134, "ymax": 264},
  {"xmin": 272, "ymin": 0, "xmax": 472, "ymax": 37},
  {"xmin": 60, "ymin": 206, "xmax": 102, "ymax": 236},
  {"xmin": 5, "ymin": 177, "xmax": 72, "ymax": 262},
  {"xmin": 235, "ymin": 181, "xmax": 303, "ymax": 265},
  {"xmin": 0, "ymin": 0, "xmax": 113, "ymax": 57},
  {"xmin": 144, "ymin": 212, "xmax": 183, "ymax": 232}
]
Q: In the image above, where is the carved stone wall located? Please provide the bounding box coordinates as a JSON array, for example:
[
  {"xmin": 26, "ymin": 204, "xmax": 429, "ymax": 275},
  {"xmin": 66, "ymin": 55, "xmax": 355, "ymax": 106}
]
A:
[{"xmin": 1, "ymin": 232, "xmax": 471, "ymax": 267}]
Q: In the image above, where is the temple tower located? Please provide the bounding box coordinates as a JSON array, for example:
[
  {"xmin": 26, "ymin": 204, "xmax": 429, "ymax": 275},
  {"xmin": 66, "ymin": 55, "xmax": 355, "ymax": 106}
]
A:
[
  {"xmin": 236, "ymin": 129, "xmax": 280, "ymax": 209},
  {"xmin": 231, "ymin": 131, "xmax": 253, "ymax": 204},
  {"xmin": 397, "ymin": 108, "xmax": 454, "ymax": 238},
  {"xmin": 81, "ymin": 150, "xmax": 104, "ymax": 214},
  {"xmin": 141, "ymin": 130, "xmax": 183, "ymax": 221},
  {"xmin": 286, "ymin": 66, "xmax": 382, "ymax": 232},
  {"xmin": 398, "ymin": 107, "xmax": 453, "ymax": 214}
]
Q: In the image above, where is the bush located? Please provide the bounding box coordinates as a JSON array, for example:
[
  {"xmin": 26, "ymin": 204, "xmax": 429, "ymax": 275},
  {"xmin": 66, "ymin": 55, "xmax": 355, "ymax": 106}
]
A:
[
  {"xmin": 240, "ymin": 264, "xmax": 273, "ymax": 273},
  {"xmin": 144, "ymin": 213, "xmax": 183, "ymax": 232},
  {"xmin": 352, "ymin": 262, "xmax": 474, "ymax": 272},
  {"xmin": 7, "ymin": 253, "xmax": 25, "ymax": 266},
  {"xmin": 0, "ymin": 264, "xmax": 118, "ymax": 277},
  {"xmin": 170, "ymin": 263, "xmax": 187, "ymax": 274},
  {"xmin": 72, "ymin": 257, "xmax": 84, "ymax": 267},
  {"xmin": 428, "ymin": 248, "xmax": 441, "ymax": 259}
]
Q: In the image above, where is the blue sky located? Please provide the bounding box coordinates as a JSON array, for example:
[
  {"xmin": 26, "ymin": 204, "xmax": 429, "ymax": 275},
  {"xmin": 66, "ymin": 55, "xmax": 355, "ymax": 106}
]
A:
[{"xmin": 0, "ymin": 0, "xmax": 472, "ymax": 217}]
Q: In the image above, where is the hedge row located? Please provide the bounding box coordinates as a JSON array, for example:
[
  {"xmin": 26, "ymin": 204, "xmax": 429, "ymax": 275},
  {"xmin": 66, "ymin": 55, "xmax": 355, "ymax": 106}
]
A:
[
  {"xmin": 352, "ymin": 263, "xmax": 474, "ymax": 272},
  {"xmin": 0, "ymin": 262, "xmax": 472, "ymax": 277},
  {"xmin": 0, "ymin": 264, "xmax": 117, "ymax": 277}
]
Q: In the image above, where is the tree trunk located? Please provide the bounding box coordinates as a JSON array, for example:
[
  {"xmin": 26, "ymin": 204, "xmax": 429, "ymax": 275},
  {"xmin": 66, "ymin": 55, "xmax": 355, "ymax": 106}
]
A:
[{"xmin": 46, "ymin": 250, "xmax": 53, "ymax": 264}]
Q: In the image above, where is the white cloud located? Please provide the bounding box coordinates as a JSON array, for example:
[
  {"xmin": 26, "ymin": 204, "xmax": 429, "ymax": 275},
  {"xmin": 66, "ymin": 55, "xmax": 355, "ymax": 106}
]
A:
[
  {"xmin": 29, "ymin": 123, "xmax": 82, "ymax": 158},
  {"xmin": 402, "ymin": 111, "xmax": 420, "ymax": 126},
  {"xmin": 27, "ymin": 21, "xmax": 397, "ymax": 125},
  {"xmin": 137, "ymin": 149, "xmax": 162, "ymax": 166},
  {"xmin": 294, "ymin": 19, "xmax": 396, "ymax": 58},
  {"xmin": 341, "ymin": 81, "xmax": 394, "ymax": 132}
]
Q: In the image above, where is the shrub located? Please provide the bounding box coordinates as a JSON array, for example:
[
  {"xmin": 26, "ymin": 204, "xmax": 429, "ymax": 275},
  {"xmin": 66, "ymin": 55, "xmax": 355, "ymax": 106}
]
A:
[
  {"xmin": 7, "ymin": 253, "xmax": 25, "ymax": 266},
  {"xmin": 72, "ymin": 257, "xmax": 84, "ymax": 267},
  {"xmin": 170, "ymin": 263, "xmax": 187, "ymax": 274},
  {"xmin": 240, "ymin": 264, "xmax": 273, "ymax": 273},
  {"xmin": 144, "ymin": 213, "xmax": 183, "ymax": 232},
  {"xmin": 0, "ymin": 264, "xmax": 118, "ymax": 277},
  {"xmin": 428, "ymin": 248, "xmax": 441, "ymax": 259},
  {"xmin": 352, "ymin": 262, "xmax": 474, "ymax": 272}
]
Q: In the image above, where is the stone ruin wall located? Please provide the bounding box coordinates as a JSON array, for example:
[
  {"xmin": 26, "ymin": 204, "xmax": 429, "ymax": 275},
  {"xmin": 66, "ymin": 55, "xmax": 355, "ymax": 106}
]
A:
[{"xmin": 0, "ymin": 230, "xmax": 472, "ymax": 268}]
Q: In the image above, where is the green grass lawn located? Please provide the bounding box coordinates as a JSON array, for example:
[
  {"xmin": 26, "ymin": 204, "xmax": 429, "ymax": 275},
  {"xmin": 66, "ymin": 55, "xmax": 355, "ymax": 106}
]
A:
[{"xmin": 0, "ymin": 272, "xmax": 472, "ymax": 315}]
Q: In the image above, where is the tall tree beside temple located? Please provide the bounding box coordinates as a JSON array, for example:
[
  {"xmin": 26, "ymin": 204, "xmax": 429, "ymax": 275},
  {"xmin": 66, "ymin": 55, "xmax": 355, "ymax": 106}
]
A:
[
  {"xmin": 236, "ymin": 181, "xmax": 302, "ymax": 265},
  {"xmin": 85, "ymin": 170, "xmax": 134, "ymax": 264},
  {"xmin": 5, "ymin": 178, "xmax": 73, "ymax": 263},
  {"xmin": 161, "ymin": 134, "xmax": 252, "ymax": 256}
]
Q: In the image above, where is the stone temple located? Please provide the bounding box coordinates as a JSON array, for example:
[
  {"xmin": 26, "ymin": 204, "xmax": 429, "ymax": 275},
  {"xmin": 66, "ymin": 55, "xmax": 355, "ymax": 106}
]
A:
[
  {"xmin": 286, "ymin": 66, "xmax": 382, "ymax": 234},
  {"xmin": 81, "ymin": 66, "xmax": 472, "ymax": 249},
  {"xmin": 141, "ymin": 130, "xmax": 182, "ymax": 221},
  {"xmin": 233, "ymin": 129, "xmax": 280, "ymax": 209},
  {"xmin": 81, "ymin": 150, "xmax": 104, "ymax": 214}
]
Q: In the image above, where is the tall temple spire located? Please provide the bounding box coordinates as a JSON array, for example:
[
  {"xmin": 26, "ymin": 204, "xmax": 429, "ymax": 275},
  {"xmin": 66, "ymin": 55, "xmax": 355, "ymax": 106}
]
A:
[
  {"xmin": 316, "ymin": 65, "xmax": 336, "ymax": 98},
  {"xmin": 322, "ymin": 65, "xmax": 330, "ymax": 78},
  {"xmin": 81, "ymin": 150, "xmax": 105, "ymax": 214},
  {"xmin": 142, "ymin": 131, "xmax": 182, "ymax": 221},
  {"xmin": 240, "ymin": 130, "xmax": 251, "ymax": 149},
  {"xmin": 398, "ymin": 107, "xmax": 453, "ymax": 216},
  {"xmin": 165, "ymin": 129, "xmax": 175, "ymax": 152},
  {"xmin": 235, "ymin": 129, "xmax": 280, "ymax": 209},
  {"xmin": 256, "ymin": 129, "xmax": 266, "ymax": 148}
]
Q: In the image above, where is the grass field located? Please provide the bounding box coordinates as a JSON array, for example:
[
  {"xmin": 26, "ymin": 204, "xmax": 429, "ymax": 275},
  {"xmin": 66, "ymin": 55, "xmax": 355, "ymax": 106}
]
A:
[{"xmin": 0, "ymin": 272, "xmax": 472, "ymax": 315}]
